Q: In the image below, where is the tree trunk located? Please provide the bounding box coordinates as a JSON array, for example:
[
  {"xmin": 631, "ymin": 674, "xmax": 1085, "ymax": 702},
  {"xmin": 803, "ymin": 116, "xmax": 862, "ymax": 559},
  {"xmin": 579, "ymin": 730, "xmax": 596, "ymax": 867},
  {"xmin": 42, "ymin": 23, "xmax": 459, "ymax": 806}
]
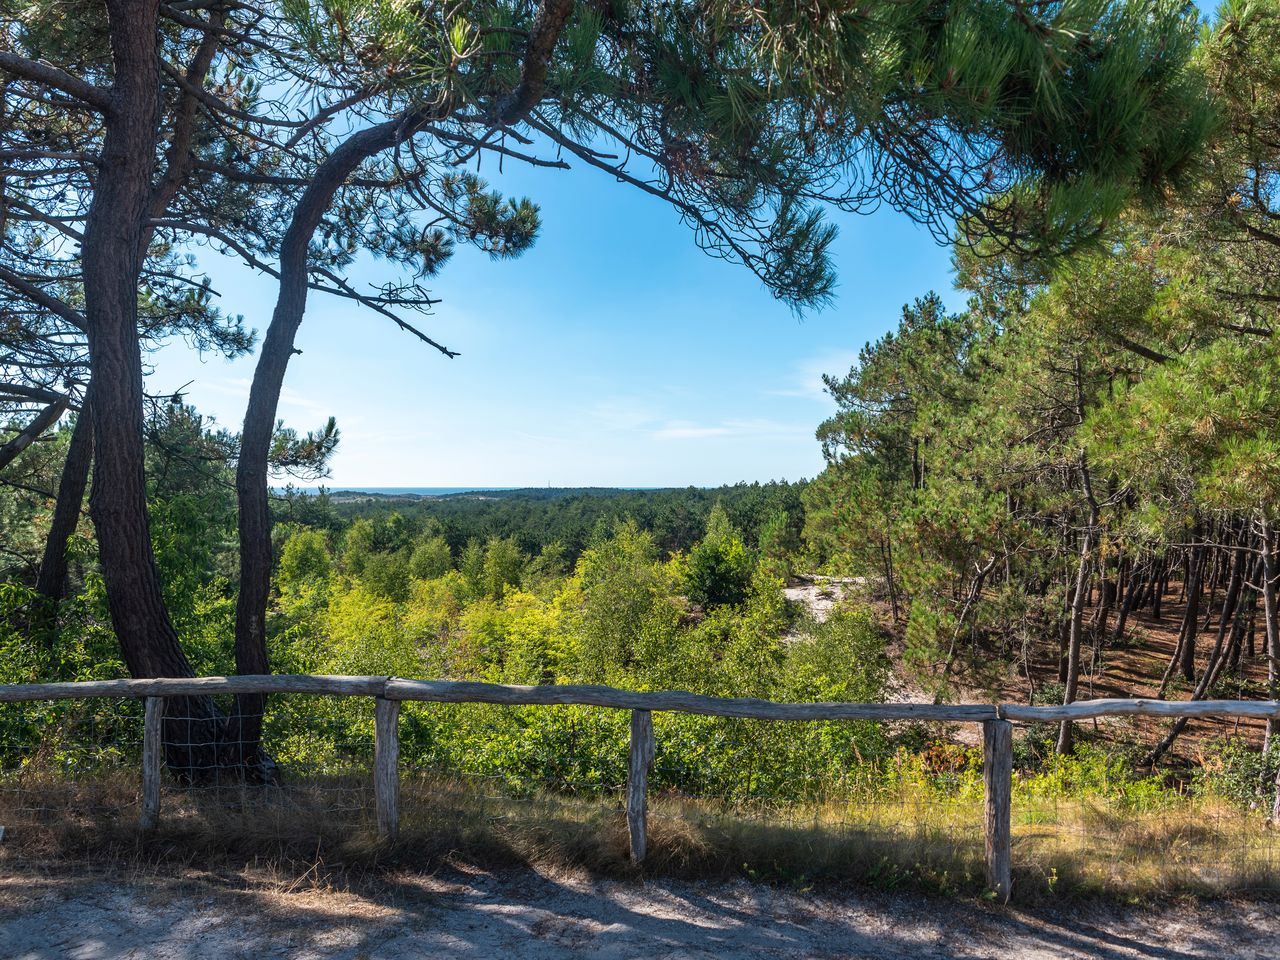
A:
[
  {"xmin": 881, "ymin": 538, "xmax": 900, "ymax": 624},
  {"xmin": 1259, "ymin": 513, "xmax": 1278, "ymax": 754},
  {"xmin": 1179, "ymin": 538, "xmax": 1205, "ymax": 682},
  {"xmin": 233, "ymin": 114, "xmax": 449, "ymax": 766},
  {"xmin": 34, "ymin": 394, "xmax": 94, "ymax": 613},
  {"xmin": 1145, "ymin": 544, "xmax": 1245, "ymax": 766},
  {"xmin": 1057, "ymin": 451, "xmax": 1099, "ymax": 755},
  {"xmin": 1094, "ymin": 570, "xmax": 1115, "ymax": 637},
  {"xmin": 232, "ymin": 3, "xmax": 573, "ymax": 765},
  {"xmin": 1056, "ymin": 530, "xmax": 1094, "ymax": 754},
  {"xmin": 82, "ymin": 0, "xmax": 223, "ymax": 776},
  {"xmin": 1111, "ymin": 559, "xmax": 1143, "ymax": 641}
]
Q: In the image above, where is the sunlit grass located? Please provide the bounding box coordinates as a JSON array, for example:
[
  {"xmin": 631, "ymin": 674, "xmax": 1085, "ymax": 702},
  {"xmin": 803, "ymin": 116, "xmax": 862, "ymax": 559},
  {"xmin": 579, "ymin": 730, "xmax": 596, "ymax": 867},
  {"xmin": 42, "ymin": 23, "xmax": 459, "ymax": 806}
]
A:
[{"xmin": 2, "ymin": 767, "xmax": 1277, "ymax": 901}]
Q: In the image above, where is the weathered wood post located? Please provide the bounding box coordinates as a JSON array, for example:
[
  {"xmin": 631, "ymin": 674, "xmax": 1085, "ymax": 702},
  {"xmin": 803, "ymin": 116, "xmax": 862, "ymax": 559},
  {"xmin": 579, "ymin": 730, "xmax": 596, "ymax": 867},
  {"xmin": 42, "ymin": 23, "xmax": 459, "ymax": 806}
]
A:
[
  {"xmin": 627, "ymin": 709, "xmax": 654, "ymax": 862},
  {"xmin": 139, "ymin": 696, "xmax": 163, "ymax": 830},
  {"xmin": 983, "ymin": 717, "xmax": 1013, "ymax": 902},
  {"xmin": 374, "ymin": 697, "xmax": 400, "ymax": 841}
]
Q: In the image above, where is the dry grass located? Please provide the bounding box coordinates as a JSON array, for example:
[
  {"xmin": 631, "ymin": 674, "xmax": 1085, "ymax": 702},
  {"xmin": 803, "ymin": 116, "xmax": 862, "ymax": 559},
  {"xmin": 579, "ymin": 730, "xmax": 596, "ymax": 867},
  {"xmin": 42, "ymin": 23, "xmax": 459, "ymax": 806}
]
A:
[{"xmin": 1, "ymin": 769, "xmax": 1277, "ymax": 903}]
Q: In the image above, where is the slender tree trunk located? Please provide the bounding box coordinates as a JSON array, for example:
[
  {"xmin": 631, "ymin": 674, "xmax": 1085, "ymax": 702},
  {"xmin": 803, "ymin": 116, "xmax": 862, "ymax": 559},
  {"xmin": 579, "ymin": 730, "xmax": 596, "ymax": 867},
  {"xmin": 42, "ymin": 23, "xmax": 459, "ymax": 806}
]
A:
[
  {"xmin": 1111, "ymin": 559, "xmax": 1143, "ymax": 641},
  {"xmin": 1145, "ymin": 544, "xmax": 1245, "ymax": 766},
  {"xmin": 881, "ymin": 538, "xmax": 900, "ymax": 623},
  {"xmin": 1094, "ymin": 569, "xmax": 1115, "ymax": 637},
  {"xmin": 1259, "ymin": 513, "xmax": 1279, "ymax": 754},
  {"xmin": 1203, "ymin": 543, "xmax": 1224, "ymax": 632},
  {"xmin": 1180, "ymin": 538, "xmax": 1205, "ymax": 682},
  {"xmin": 230, "ymin": 0, "xmax": 577, "ymax": 756},
  {"xmin": 231, "ymin": 104, "xmax": 469, "ymax": 764},
  {"xmin": 1057, "ymin": 594, "xmax": 1071, "ymax": 683},
  {"xmin": 1248, "ymin": 595, "xmax": 1258, "ymax": 659},
  {"xmin": 1056, "ymin": 531, "xmax": 1094, "ymax": 754},
  {"xmin": 35, "ymin": 394, "xmax": 94, "ymax": 606},
  {"xmin": 232, "ymin": 123, "xmax": 411, "ymax": 767},
  {"xmin": 1151, "ymin": 558, "xmax": 1165, "ymax": 620},
  {"xmin": 1057, "ymin": 448, "xmax": 1099, "ymax": 755}
]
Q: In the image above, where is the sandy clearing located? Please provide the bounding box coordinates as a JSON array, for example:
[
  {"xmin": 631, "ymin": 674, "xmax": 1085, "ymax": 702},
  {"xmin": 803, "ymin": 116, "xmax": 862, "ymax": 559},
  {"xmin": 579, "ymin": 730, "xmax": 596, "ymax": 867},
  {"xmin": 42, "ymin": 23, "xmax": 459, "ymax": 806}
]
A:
[{"xmin": 1, "ymin": 867, "xmax": 1277, "ymax": 960}]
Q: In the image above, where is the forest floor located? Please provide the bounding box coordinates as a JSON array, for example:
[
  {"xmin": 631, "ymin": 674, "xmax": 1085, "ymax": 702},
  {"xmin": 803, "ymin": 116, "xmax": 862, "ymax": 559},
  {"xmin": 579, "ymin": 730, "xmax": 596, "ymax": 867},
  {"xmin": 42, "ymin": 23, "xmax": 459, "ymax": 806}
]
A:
[
  {"xmin": 1022, "ymin": 594, "xmax": 1272, "ymax": 757},
  {"xmin": 3, "ymin": 862, "xmax": 1279, "ymax": 960},
  {"xmin": 862, "ymin": 584, "xmax": 1276, "ymax": 760}
]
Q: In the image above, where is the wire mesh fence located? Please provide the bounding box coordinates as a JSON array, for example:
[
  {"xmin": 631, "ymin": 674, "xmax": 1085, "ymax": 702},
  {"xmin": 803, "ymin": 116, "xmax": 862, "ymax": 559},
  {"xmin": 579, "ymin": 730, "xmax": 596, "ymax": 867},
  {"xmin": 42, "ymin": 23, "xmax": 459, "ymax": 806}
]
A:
[
  {"xmin": 0, "ymin": 695, "xmax": 145, "ymax": 837},
  {"xmin": 1007, "ymin": 719, "xmax": 1280, "ymax": 894},
  {"xmin": 1, "ymin": 678, "xmax": 1279, "ymax": 898},
  {"xmin": 0, "ymin": 693, "xmax": 379, "ymax": 844}
]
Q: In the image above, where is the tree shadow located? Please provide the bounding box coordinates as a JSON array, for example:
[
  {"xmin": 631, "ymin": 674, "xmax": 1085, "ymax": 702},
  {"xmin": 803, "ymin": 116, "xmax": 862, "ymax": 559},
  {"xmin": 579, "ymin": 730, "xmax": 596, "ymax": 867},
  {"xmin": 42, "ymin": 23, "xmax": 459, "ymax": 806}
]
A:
[{"xmin": 1, "ymin": 864, "xmax": 1274, "ymax": 959}]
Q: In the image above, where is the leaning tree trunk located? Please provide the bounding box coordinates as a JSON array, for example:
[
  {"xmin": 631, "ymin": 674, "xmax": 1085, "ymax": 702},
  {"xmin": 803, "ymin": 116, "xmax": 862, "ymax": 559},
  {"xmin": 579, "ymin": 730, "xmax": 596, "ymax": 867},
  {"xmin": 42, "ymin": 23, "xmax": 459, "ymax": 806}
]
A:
[
  {"xmin": 36, "ymin": 393, "xmax": 93, "ymax": 599},
  {"xmin": 1056, "ymin": 527, "xmax": 1094, "ymax": 754},
  {"xmin": 82, "ymin": 0, "xmax": 222, "ymax": 777},
  {"xmin": 31, "ymin": 393, "xmax": 94, "ymax": 637},
  {"xmin": 232, "ymin": 122, "xmax": 428, "ymax": 771},
  {"xmin": 1111, "ymin": 559, "xmax": 1144, "ymax": 641},
  {"xmin": 233, "ymin": 0, "xmax": 573, "ymax": 766}
]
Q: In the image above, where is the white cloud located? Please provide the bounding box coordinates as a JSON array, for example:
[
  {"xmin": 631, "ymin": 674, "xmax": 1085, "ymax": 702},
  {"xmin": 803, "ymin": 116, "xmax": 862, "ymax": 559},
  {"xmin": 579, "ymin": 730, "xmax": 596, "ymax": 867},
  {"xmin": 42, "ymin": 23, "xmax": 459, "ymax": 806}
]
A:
[
  {"xmin": 768, "ymin": 349, "xmax": 859, "ymax": 401},
  {"xmin": 278, "ymin": 385, "xmax": 336, "ymax": 420},
  {"xmin": 196, "ymin": 377, "xmax": 333, "ymax": 420},
  {"xmin": 652, "ymin": 418, "xmax": 805, "ymax": 441}
]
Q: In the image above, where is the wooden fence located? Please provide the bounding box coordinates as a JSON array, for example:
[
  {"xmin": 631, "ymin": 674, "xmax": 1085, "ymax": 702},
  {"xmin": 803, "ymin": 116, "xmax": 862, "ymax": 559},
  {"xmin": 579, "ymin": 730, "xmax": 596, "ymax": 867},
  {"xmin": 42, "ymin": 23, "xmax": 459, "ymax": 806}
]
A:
[{"xmin": 3, "ymin": 674, "xmax": 1279, "ymax": 902}]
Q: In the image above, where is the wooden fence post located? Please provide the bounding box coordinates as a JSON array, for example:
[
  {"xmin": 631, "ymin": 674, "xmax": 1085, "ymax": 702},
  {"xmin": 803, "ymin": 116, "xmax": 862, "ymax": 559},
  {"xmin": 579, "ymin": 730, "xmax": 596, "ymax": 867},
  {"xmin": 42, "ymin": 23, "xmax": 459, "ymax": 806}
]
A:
[
  {"xmin": 374, "ymin": 697, "xmax": 400, "ymax": 841},
  {"xmin": 139, "ymin": 696, "xmax": 163, "ymax": 831},
  {"xmin": 983, "ymin": 717, "xmax": 1013, "ymax": 902},
  {"xmin": 627, "ymin": 709, "xmax": 654, "ymax": 862}
]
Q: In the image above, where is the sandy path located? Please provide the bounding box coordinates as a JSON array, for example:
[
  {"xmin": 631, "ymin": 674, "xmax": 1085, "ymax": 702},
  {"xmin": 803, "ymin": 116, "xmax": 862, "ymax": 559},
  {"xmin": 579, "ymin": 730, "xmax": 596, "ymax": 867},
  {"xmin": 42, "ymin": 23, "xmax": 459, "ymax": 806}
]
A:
[{"xmin": 2, "ymin": 867, "xmax": 1277, "ymax": 959}]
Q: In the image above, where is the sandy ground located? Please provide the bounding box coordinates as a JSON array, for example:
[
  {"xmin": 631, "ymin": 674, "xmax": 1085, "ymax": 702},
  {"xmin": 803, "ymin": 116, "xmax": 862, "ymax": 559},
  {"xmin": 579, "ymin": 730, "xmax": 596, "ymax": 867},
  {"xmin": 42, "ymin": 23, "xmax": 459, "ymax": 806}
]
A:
[
  {"xmin": 2, "ymin": 866, "xmax": 1278, "ymax": 960},
  {"xmin": 784, "ymin": 578, "xmax": 858, "ymax": 624}
]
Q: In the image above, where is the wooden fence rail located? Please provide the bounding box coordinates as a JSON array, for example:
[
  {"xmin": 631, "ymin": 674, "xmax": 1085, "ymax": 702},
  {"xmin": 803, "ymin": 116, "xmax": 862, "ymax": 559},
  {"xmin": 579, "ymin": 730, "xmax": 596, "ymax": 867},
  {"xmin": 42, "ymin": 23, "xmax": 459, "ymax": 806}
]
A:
[{"xmin": 3, "ymin": 674, "xmax": 1279, "ymax": 902}]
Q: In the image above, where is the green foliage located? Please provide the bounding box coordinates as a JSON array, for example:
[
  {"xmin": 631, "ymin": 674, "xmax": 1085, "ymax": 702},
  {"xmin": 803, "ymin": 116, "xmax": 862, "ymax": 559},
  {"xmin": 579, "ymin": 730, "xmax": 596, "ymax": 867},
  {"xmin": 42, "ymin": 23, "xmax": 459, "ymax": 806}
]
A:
[
  {"xmin": 480, "ymin": 536, "xmax": 524, "ymax": 601},
  {"xmin": 278, "ymin": 528, "xmax": 333, "ymax": 588},
  {"xmin": 408, "ymin": 535, "xmax": 452, "ymax": 581},
  {"xmin": 4, "ymin": 0, "xmax": 1276, "ymax": 836},
  {"xmin": 1194, "ymin": 737, "xmax": 1280, "ymax": 809},
  {"xmin": 575, "ymin": 521, "xmax": 681, "ymax": 684},
  {"xmin": 683, "ymin": 504, "xmax": 755, "ymax": 609},
  {"xmin": 230, "ymin": 510, "xmax": 897, "ymax": 800},
  {"xmin": 323, "ymin": 482, "xmax": 809, "ymax": 564}
]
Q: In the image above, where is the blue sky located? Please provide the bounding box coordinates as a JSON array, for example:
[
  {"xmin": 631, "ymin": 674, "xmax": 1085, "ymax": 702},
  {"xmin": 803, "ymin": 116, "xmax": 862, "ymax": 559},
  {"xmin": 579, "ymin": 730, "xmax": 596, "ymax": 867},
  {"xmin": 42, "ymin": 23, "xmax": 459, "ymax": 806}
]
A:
[{"xmin": 152, "ymin": 155, "xmax": 965, "ymax": 488}]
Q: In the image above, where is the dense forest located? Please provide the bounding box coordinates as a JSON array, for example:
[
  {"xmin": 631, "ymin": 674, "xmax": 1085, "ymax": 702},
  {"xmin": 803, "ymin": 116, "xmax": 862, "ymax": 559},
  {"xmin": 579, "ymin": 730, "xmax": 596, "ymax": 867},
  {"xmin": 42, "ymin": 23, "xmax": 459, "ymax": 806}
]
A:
[{"xmin": 3, "ymin": 0, "xmax": 1280, "ymax": 855}]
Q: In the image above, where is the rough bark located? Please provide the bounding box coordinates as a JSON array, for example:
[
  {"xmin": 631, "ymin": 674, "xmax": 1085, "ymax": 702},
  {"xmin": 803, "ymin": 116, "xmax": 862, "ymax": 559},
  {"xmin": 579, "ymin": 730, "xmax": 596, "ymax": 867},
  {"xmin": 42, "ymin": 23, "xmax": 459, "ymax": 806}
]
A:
[{"xmin": 82, "ymin": 0, "xmax": 221, "ymax": 776}]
